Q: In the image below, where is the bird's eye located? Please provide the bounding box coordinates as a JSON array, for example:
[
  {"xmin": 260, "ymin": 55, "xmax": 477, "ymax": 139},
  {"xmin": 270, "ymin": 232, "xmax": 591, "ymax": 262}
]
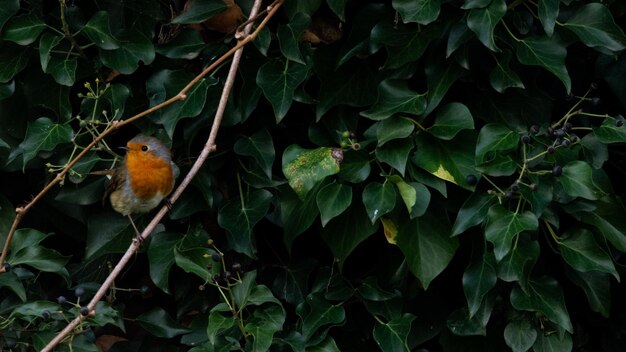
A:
[{"xmin": 141, "ymin": 145, "xmax": 149, "ymax": 152}]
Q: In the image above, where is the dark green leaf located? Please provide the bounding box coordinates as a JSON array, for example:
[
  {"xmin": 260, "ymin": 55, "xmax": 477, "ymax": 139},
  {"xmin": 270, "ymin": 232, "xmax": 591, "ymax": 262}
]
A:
[
  {"xmin": 396, "ymin": 210, "xmax": 458, "ymax": 289},
  {"xmin": 85, "ymin": 212, "xmax": 135, "ymax": 258},
  {"xmin": 1, "ymin": 14, "xmax": 45, "ymax": 45},
  {"xmin": 283, "ymin": 145, "xmax": 342, "ymax": 200},
  {"xmin": 0, "ymin": 271, "xmax": 26, "ymax": 301},
  {"xmin": 9, "ymin": 246, "xmax": 70, "ymax": 273},
  {"xmin": 429, "ymin": 103, "xmax": 474, "ymax": 140},
  {"xmin": 475, "ymin": 123, "xmax": 518, "ymax": 164},
  {"xmin": 44, "ymin": 55, "xmax": 77, "ymax": 86},
  {"xmin": 336, "ymin": 4, "xmax": 385, "ymax": 67},
  {"xmin": 370, "ymin": 21, "xmax": 436, "ymax": 69},
  {"xmin": 171, "ymin": 0, "xmax": 229, "ymax": 24},
  {"xmin": 463, "ymin": 251, "xmax": 497, "ymax": 318},
  {"xmin": 362, "ymin": 181, "xmax": 396, "ymax": 223},
  {"xmin": 234, "ymin": 129, "xmax": 275, "ymax": 179},
  {"xmin": 338, "ymin": 150, "xmax": 371, "ymax": 183},
  {"xmin": 510, "ymin": 276, "xmax": 573, "ymax": 333},
  {"xmin": 504, "ymin": 320, "xmax": 537, "ymax": 352},
  {"xmin": 327, "ymin": 0, "xmax": 347, "ymax": 21},
  {"xmin": 281, "ymin": 183, "xmax": 323, "ymax": 249},
  {"xmin": 577, "ymin": 197, "xmax": 626, "ymax": 252},
  {"xmin": 498, "ymin": 236, "xmax": 540, "ymax": 288},
  {"xmin": 538, "ymin": 0, "xmax": 559, "ymax": 36},
  {"xmin": 136, "ymin": 307, "xmax": 191, "ymax": 338},
  {"xmin": 489, "ymin": 50, "xmax": 525, "ymax": 93},
  {"xmin": 392, "ymin": 0, "xmax": 440, "ymax": 25},
  {"xmin": 515, "ymin": 36, "xmax": 571, "ymax": 93},
  {"xmin": 156, "ymin": 29, "xmax": 205, "ymax": 59},
  {"xmin": 0, "ymin": 0, "xmax": 19, "ymax": 32},
  {"xmin": 425, "ymin": 59, "xmax": 464, "ymax": 114},
  {"xmin": 38, "ymin": 33, "xmax": 63, "ymax": 73},
  {"xmin": 563, "ymin": 3, "xmax": 626, "ymax": 52},
  {"xmin": 376, "ymin": 116, "xmax": 415, "ymax": 146},
  {"xmin": 82, "ymin": 11, "xmax": 120, "ymax": 49},
  {"xmin": 361, "ymin": 80, "xmax": 426, "ymax": 120},
  {"xmin": 316, "ymin": 182, "xmax": 352, "ymax": 227},
  {"xmin": 218, "ymin": 189, "xmax": 272, "ymax": 257},
  {"xmin": 446, "ymin": 294, "xmax": 495, "ymax": 336},
  {"xmin": 532, "ymin": 332, "xmax": 573, "ymax": 352},
  {"xmin": 560, "ymin": 161, "xmax": 606, "ymax": 200},
  {"xmin": 245, "ymin": 305, "xmax": 286, "ymax": 352},
  {"xmin": 467, "ymin": 0, "xmax": 506, "ymax": 51},
  {"xmin": 452, "ymin": 192, "xmax": 497, "ymax": 236},
  {"xmin": 373, "ymin": 314, "xmax": 415, "ymax": 352},
  {"xmin": 375, "ymin": 139, "xmax": 413, "ymax": 176},
  {"xmin": 100, "ymin": 30, "xmax": 155, "ymax": 74},
  {"xmin": 407, "ymin": 182, "xmax": 431, "ymax": 218},
  {"xmin": 388, "ymin": 175, "xmax": 416, "ymax": 214},
  {"xmin": 413, "ymin": 132, "xmax": 477, "ymax": 191},
  {"xmin": 148, "ymin": 232, "xmax": 179, "ymax": 294},
  {"xmin": 321, "ymin": 203, "xmax": 377, "ymax": 269},
  {"xmin": 565, "ymin": 268, "xmax": 611, "ymax": 318},
  {"xmin": 447, "ymin": 21, "xmax": 473, "ymax": 57},
  {"xmin": 301, "ymin": 293, "xmax": 346, "ymax": 340},
  {"xmin": 0, "ymin": 80, "xmax": 14, "ymax": 100},
  {"xmin": 485, "ymin": 205, "xmax": 538, "ymax": 261},
  {"xmin": 16, "ymin": 117, "xmax": 73, "ymax": 165},
  {"xmin": 257, "ymin": 59, "xmax": 309, "ymax": 122},
  {"xmin": 592, "ymin": 115, "xmax": 626, "ymax": 143},
  {"xmin": 558, "ymin": 228, "xmax": 618, "ymax": 280},
  {"xmin": 277, "ymin": 13, "xmax": 310, "ymax": 64},
  {"xmin": 461, "ymin": 0, "xmax": 492, "ymax": 9},
  {"xmin": 207, "ymin": 309, "xmax": 235, "ymax": 345},
  {"xmin": 0, "ymin": 44, "xmax": 29, "ymax": 83}
]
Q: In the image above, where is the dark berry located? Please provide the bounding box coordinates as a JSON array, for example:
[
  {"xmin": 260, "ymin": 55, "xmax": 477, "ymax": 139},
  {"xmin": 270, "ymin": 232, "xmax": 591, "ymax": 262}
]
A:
[
  {"xmin": 80, "ymin": 306, "xmax": 90, "ymax": 316},
  {"xmin": 529, "ymin": 183, "xmax": 537, "ymax": 192},
  {"xmin": 554, "ymin": 129, "xmax": 566, "ymax": 138},
  {"xmin": 561, "ymin": 139, "xmax": 571, "ymax": 147},
  {"xmin": 530, "ymin": 125, "xmax": 539, "ymax": 135},
  {"xmin": 212, "ymin": 273, "xmax": 222, "ymax": 283},
  {"xmin": 140, "ymin": 285, "xmax": 151, "ymax": 295},
  {"xmin": 510, "ymin": 183, "xmax": 519, "ymax": 192},
  {"xmin": 349, "ymin": 132, "xmax": 357, "ymax": 139},
  {"xmin": 591, "ymin": 97, "xmax": 601, "ymax": 106},
  {"xmin": 223, "ymin": 271, "xmax": 232, "ymax": 280},
  {"xmin": 232, "ymin": 263, "xmax": 242, "ymax": 273},
  {"xmin": 563, "ymin": 123, "xmax": 573, "ymax": 132},
  {"xmin": 3, "ymin": 262, "xmax": 11, "ymax": 271},
  {"xmin": 505, "ymin": 191, "xmax": 514, "ymax": 199},
  {"xmin": 616, "ymin": 119, "xmax": 624, "ymax": 127},
  {"xmin": 57, "ymin": 296, "xmax": 67, "ymax": 305},
  {"xmin": 211, "ymin": 252, "xmax": 221, "ymax": 262},
  {"xmin": 590, "ymin": 82, "xmax": 599, "ymax": 90},
  {"xmin": 466, "ymin": 175, "xmax": 478, "ymax": 186},
  {"xmin": 42, "ymin": 310, "xmax": 51, "ymax": 320},
  {"xmin": 547, "ymin": 146, "xmax": 555, "ymax": 154},
  {"xmin": 521, "ymin": 135, "xmax": 531, "ymax": 144},
  {"xmin": 552, "ymin": 165, "xmax": 563, "ymax": 176},
  {"xmin": 74, "ymin": 287, "xmax": 85, "ymax": 297},
  {"xmin": 570, "ymin": 135, "xmax": 579, "ymax": 143},
  {"xmin": 547, "ymin": 127, "xmax": 555, "ymax": 136}
]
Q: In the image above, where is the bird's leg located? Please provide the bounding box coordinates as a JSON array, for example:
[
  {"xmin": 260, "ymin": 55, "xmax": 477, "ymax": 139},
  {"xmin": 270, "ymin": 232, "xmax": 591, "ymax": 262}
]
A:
[{"xmin": 127, "ymin": 215, "xmax": 144, "ymax": 245}]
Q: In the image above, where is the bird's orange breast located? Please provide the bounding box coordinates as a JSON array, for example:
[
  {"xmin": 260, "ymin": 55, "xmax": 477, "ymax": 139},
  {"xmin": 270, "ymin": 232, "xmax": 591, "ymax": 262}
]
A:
[{"xmin": 125, "ymin": 152, "xmax": 174, "ymax": 200}]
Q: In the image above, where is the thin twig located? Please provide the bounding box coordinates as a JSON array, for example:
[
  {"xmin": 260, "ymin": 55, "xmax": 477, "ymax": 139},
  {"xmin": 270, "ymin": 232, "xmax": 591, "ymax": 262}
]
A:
[
  {"xmin": 0, "ymin": 0, "xmax": 283, "ymax": 271},
  {"xmin": 40, "ymin": 1, "xmax": 281, "ymax": 350}
]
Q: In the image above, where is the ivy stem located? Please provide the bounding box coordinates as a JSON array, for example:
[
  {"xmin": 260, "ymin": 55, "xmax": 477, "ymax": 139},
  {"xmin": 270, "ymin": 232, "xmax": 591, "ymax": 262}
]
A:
[
  {"xmin": 543, "ymin": 220, "xmax": 561, "ymax": 244},
  {"xmin": 501, "ymin": 20, "xmax": 521, "ymax": 42},
  {"xmin": 59, "ymin": 0, "xmax": 87, "ymax": 59},
  {"xmin": 482, "ymin": 175, "xmax": 505, "ymax": 194}
]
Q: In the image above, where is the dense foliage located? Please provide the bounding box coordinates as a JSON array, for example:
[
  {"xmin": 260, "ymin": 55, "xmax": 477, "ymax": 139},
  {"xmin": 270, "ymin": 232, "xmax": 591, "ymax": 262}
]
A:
[{"xmin": 1, "ymin": 0, "xmax": 626, "ymax": 351}]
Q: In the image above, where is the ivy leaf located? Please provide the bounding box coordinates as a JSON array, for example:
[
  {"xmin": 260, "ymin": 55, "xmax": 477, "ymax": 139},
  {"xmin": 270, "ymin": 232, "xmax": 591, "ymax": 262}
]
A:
[
  {"xmin": 300, "ymin": 293, "xmax": 346, "ymax": 340},
  {"xmin": 100, "ymin": 30, "xmax": 155, "ymax": 74},
  {"xmin": 562, "ymin": 3, "xmax": 626, "ymax": 52},
  {"xmin": 361, "ymin": 80, "xmax": 426, "ymax": 120},
  {"xmin": 82, "ymin": 11, "xmax": 120, "ymax": 50},
  {"xmin": 425, "ymin": 59, "xmax": 464, "ymax": 114},
  {"xmin": 39, "ymin": 33, "xmax": 63, "ymax": 72},
  {"xmin": 461, "ymin": 0, "xmax": 492, "ymax": 9},
  {"xmin": 592, "ymin": 116, "xmax": 626, "ymax": 143},
  {"xmin": 321, "ymin": 203, "xmax": 377, "ymax": 270},
  {"xmin": 282, "ymin": 145, "xmax": 342, "ymax": 200},
  {"xmin": 277, "ymin": 13, "xmax": 311, "ymax": 65},
  {"xmin": 489, "ymin": 50, "xmax": 525, "ymax": 93},
  {"xmin": 413, "ymin": 132, "xmax": 476, "ymax": 191},
  {"xmin": 234, "ymin": 129, "xmax": 275, "ymax": 179},
  {"xmin": 257, "ymin": 59, "xmax": 309, "ymax": 122},
  {"xmin": 538, "ymin": 0, "xmax": 559, "ymax": 36},
  {"xmin": 475, "ymin": 123, "xmax": 519, "ymax": 164},
  {"xmin": 44, "ymin": 56, "xmax": 77, "ymax": 86},
  {"xmin": 560, "ymin": 161, "xmax": 606, "ymax": 200},
  {"xmin": 510, "ymin": 276, "xmax": 573, "ymax": 333},
  {"xmin": 0, "ymin": 44, "xmax": 29, "ymax": 83},
  {"xmin": 370, "ymin": 21, "xmax": 436, "ymax": 69},
  {"xmin": 16, "ymin": 117, "xmax": 73, "ymax": 165},
  {"xmin": 388, "ymin": 175, "xmax": 416, "ymax": 214},
  {"xmin": 532, "ymin": 332, "xmax": 573, "ymax": 352},
  {"xmin": 0, "ymin": 271, "xmax": 26, "ymax": 301},
  {"xmin": 452, "ymin": 192, "xmax": 497, "ymax": 236},
  {"xmin": 316, "ymin": 182, "xmax": 352, "ymax": 227},
  {"xmin": 504, "ymin": 320, "xmax": 537, "ymax": 352},
  {"xmin": 485, "ymin": 205, "xmax": 538, "ymax": 261},
  {"xmin": 362, "ymin": 181, "xmax": 396, "ymax": 224},
  {"xmin": 559, "ymin": 228, "xmax": 619, "ymax": 280},
  {"xmin": 136, "ymin": 308, "xmax": 190, "ymax": 338},
  {"xmin": 281, "ymin": 183, "xmax": 323, "ymax": 249},
  {"xmin": 1, "ymin": 14, "xmax": 46, "ymax": 45},
  {"xmin": 565, "ymin": 269, "xmax": 611, "ymax": 318},
  {"xmin": 463, "ymin": 251, "xmax": 497, "ymax": 318},
  {"xmin": 218, "ymin": 190, "xmax": 273, "ymax": 258},
  {"xmin": 171, "ymin": 0, "xmax": 229, "ymax": 24},
  {"xmin": 245, "ymin": 305, "xmax": 286, "ymax": 352},
  {"xmin": 515, "ymin": 36, "xmax": 571, "ymax": 93},
  {"xmin": 148, "ymin": 232, "xmax": 179, "ymax": 294},
  {"xmin": 392, "ymin": 0, "xmax": 440, "ymax": 25},
  {"xmin": 375, "ymin": 138, "xmax": 414, "ymax": 176},
  {"xmin": 156, "ymin": 29, "xmax": 205, "ymax": 59},
  {"xmin": 498, "ymin": 237, "xmax": 540, "ymax": 290},
  {"xmin": 467, "ymin": 0, "xmax": 506, "ymax": 52},
  {"xmin": 0, "ymin": 0, "xmax": 19, "ymax": 33},
  {"xmin": 576, "ymin": 197, "xmax": 626, "ymax": 253},
  {"xmin": 376, "ymin": 116, "xmax": 415, "ymax": 146},
  {"xmin": 429, "ymin": 103, "xmax": 474, "ymax": 140},
  {"xmin": 373, "ymin": 314, "xmax": 416, "ymax": 352},
  {"xmin": 396, "ymin": 211, "xmax": 458, "ymax": 289}
]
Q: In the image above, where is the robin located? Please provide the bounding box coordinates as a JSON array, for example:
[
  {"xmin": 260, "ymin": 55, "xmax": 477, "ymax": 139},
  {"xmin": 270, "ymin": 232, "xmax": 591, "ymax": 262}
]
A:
[{"xmin": 103, "ymin": 135, "xmax": 176, "ymax": 237}]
